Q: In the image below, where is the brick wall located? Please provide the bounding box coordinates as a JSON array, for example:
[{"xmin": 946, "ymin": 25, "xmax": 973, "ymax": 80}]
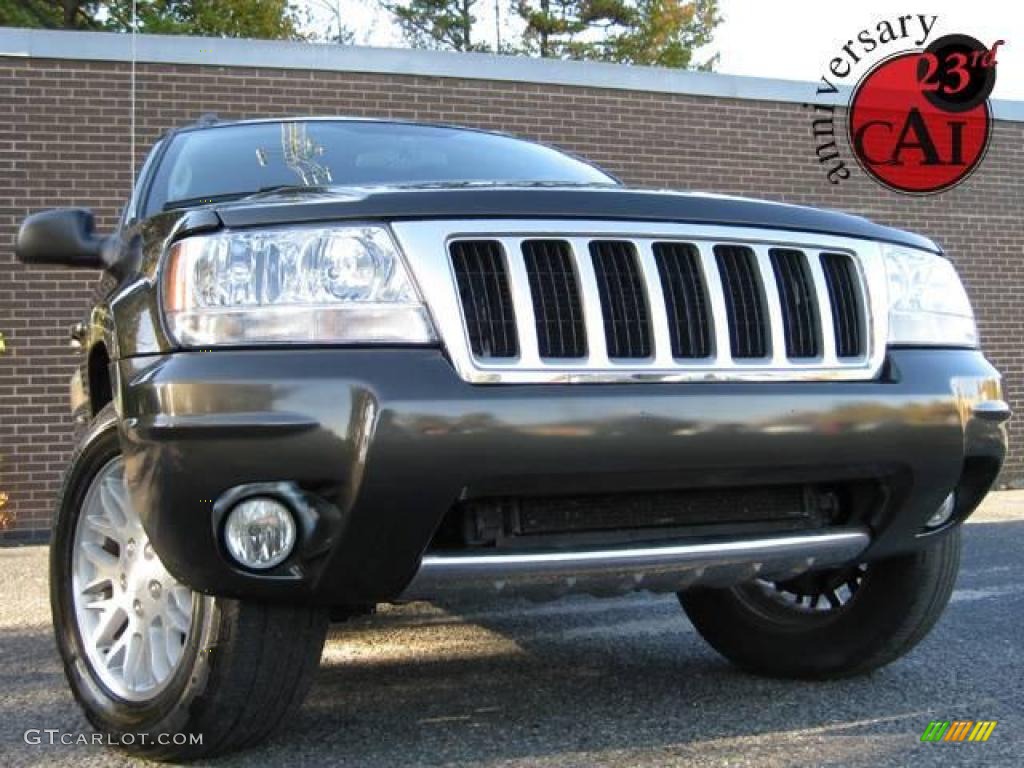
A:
[{"xmin": 1, "ymin": 41, "xmax": 1021, "ymax": 538}]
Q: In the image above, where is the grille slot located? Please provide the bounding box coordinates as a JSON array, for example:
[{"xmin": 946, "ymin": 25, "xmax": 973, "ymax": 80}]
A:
[
  {"xmin": 820, "ymin": 252, "xmax": 863, "ymax": 358},
  {"xmin": 590, "ymin": 241, "xmax": 652, "ymax": 359},
  {"xmin": 450, "ymin": 240, "xmax": 518, "ymax": 359},
  {"xmin": 714, "ymin": 245, "xmax": 769, "ymax": 359},
  {"xmin": 654, "ymin": 242, "xmax": 712, "ymax": 358},
  {"xmin": 770, "ymin": 248, "xmax": 820, "ymax": 358},
  {"xmin": 523, "ymin": 240, "xmax": 586, "ymax": 359}
]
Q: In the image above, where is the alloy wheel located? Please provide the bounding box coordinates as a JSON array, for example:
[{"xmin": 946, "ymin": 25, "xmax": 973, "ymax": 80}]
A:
[
  {"xmin": 740, "ymin": 563, "xmax": 870, "ymax": 619},
  {"xmin": 70, "ymin": 457, "xmax": 195, "ymax": 702}
]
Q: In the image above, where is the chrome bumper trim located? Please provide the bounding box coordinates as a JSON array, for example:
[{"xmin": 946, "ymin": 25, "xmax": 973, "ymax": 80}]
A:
[{"xmin": 400, "ymin": 528, "xmax": 871, "ymax": 601}]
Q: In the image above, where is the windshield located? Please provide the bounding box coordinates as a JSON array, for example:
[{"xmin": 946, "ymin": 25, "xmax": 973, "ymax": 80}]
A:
[{"xmin": 145, "ymin": 120, "xmax": 616, "ymax": 214}]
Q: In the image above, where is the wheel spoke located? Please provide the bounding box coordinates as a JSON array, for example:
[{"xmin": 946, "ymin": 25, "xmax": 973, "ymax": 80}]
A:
[
  {"xmin": 81, "ymin": 542, "xmax": 118, "ymax": 573},
  {"xmin": 167, "ymin": 623, "xmax": 186, "ymax": 667},
  {"xmin": 91, "ymin": 605, "xmax": 127, "ymax": 648},
  {"xmin": 80, "ymin": 574, "xmax": 113, "ymax": 596},
  {"xmin": 99, "ymin": 475, "xmax": 129, "ymax": 528},
  {"xmin": 166, "ymin": 604, "xmax": 191, "ymax": 635},
  {"xmin": 105, "ymin": 631, "xmax": 129, "ymax": 670},
  {"xmin": 123, "ymin": 631, "xmax": 145, "ymax": 689},
  {"xmin": 82, "ymin": 593, "xmax": 115, "ymax": 615},
  {"xmin": 149, "ymin": 621, "xmax": 173, "ymax": 681},
  {"xmin": 84, "ymin": 512, "xmax": 121, "ymax": 542}
]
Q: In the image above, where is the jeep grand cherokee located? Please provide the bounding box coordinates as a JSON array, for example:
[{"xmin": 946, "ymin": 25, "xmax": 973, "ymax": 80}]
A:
[{"xmin": 16, "ymin": 117, "xmax": 1009, "ymax": 760}]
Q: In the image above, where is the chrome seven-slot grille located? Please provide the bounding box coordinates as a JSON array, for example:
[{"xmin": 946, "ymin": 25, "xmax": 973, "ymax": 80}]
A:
[
  {"xmin": 390, "ymin": 221, "xmax": 885, "ymax": 384},
  {"xmin": 451, "ymin": 239, "xmax": 864, "ymax": 358}
]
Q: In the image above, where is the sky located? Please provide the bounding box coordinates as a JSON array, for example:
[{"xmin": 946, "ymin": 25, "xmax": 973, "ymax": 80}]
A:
[{"xmin": 301, "ymin": 0, "xmax": 1023, "ymax": 101}]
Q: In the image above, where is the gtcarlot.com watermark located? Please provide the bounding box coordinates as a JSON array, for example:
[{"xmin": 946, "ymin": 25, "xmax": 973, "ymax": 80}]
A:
[{"xmin": 24, "ymin": 729, "xmax": 202, "ymax": 747}]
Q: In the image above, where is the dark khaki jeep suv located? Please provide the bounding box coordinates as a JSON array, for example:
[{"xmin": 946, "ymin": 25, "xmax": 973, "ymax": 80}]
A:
[{"xmin": 17, "ymin": 118, "xmax": 1009, "ymax": 759}]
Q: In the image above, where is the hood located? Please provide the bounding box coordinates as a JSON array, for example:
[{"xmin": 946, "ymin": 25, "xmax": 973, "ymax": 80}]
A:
[{"xmin": 207, "ymin": 184, "xmax": 940, "ymax": 253}]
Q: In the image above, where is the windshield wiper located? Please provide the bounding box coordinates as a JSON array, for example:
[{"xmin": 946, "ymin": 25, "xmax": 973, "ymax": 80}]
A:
[
  {"xmin": 243, "ymin": 184, "xmax": 334, "ymax": 200},
  {"xmin": 162, "ymin": 184, "xmax": 330, "ymax": 211}
]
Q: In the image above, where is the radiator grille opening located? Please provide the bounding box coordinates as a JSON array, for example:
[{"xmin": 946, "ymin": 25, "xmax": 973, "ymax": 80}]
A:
[
  {"xmin": 820, "ymin": 252, "xmax": 864, "ymax": 358},
  {"xmin": 654, "ymin": 242, "xmax": 712, "ymax": 358},
  {"xmin": 450, "ymin": 240, "xmax": 518, "ymax": 358},
  {"xmin": 523, "ymin": 240, "xmax": 586, "ymax": 359},
  {"xmin": 429, "ymin": 223, "xmax": 882, "ymax": 383},
  {"xmin": 427, "ymin": 484, "xmax": 860, "ymax": 552},
  {"xmin": 715, "ymin": 245, "xmax": 769, "ymax": 359},
  {"xmin": 770, "ymin": 248, "xmax": 821, "ymax": 358},
  {"xmin": 590, "ymin": 241, "xmax": 652, "ymax": 359}
]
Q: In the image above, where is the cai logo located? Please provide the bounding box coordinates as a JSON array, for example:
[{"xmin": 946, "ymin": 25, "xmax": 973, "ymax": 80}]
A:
[
  {"xmin": 921, "ymin": 720, "xmax": 998, "ymax": 743},
  {"xmin": 849, "ymin": 35, "xmax": 1001, "ymax": 194},
  {"xmin": 806, "ymin": 15, "xmax": 1003, "ymax": 194}
]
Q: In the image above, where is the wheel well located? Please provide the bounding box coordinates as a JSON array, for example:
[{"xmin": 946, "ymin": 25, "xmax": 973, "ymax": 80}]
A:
[{"xmin": 88, "ymin": 343, "xmax": 112, "ymax": 415}]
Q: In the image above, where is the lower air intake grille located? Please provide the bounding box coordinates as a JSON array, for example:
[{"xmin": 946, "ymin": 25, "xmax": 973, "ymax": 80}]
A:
[
  {"xmin": 770, "ymin": 248, "xmax": 820, "ymax": 358},
  {"xmin": 590, "ymin": 241, "xmax": 651, "ymax": 359},
  {"xmin": 523, "ymin": 240, "xmax": 586, "ymax": 358},
  {"xmin": 451, "ymin": 240, "xmax": 518, "ymax": 358},
  {"xmin": 429, "ymin": 484, "xmax": 848, "ymax": 551},
  {"xmin": 820, "ymin": 252, "xmax": 863, "ymax": 358},
  {"xmin": 715, "ymin": 245, "xmax": 768, "ymax": 358}
]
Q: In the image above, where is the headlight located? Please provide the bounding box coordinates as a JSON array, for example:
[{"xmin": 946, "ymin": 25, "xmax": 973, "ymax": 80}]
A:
[
  {"xmin": 163, "ymin": 225, "xmax": 435, "ymax": 346},
  {"xmin": 883, "ymin": 245, "xmax": 977, "ymax": 348}
]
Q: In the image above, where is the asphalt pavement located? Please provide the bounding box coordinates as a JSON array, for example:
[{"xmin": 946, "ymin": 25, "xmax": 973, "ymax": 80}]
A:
[{"xmin": 2, "ymin": 492, "xmax": 1022, "ymax": 767}]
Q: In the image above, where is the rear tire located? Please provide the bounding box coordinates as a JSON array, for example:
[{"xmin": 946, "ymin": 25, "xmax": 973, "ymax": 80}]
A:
[
  {"xmin": 51, "ymin": 404, "xmax": 328, "ymax": 760},
  {"xmin": 679, "ymin": 530, "xmax": 961, "ymax": 679}
]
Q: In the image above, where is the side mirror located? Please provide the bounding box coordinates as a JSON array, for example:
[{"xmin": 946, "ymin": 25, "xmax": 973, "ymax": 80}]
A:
[{"xmin": 16, "ymin": 208, "xmax": 109, "ymax": 269}]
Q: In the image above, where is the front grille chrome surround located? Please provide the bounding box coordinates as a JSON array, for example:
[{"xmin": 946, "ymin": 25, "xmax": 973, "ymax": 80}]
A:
[{"xmin": 391, "ymin": 220, "xmax": 888, "ymax": 384}]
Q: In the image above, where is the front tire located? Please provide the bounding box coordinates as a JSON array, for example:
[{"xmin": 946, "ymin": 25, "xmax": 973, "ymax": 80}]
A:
[
  {"xmin": 51, "ymin": 405, "xmax": 328, "ymax": 760},
  {"xmin": 679, "ymin": 530, "xmax": 961, "ymax": 679}
]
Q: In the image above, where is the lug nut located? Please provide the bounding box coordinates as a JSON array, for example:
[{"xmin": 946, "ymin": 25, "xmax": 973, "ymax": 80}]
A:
[
  {"xmin": 119, "ymin": 573, "xmax": 127, "ymax": 591},
  {"xmin": 148, "ymin": 580, "xmax": 162, "ymax": 599},
  {"xmin": 126, "ymin": 539, "xmax": 136, "ymax": 558},
  {"xmin": 133, "ymin": 599, "xmax": 143, "ymax": 617},
  {"xmin": 143, "ymin": 542, "xmax": 154, "ymax": 560}
]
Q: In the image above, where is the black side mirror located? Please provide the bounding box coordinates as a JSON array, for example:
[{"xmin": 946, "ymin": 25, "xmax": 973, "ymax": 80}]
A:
[{"xmin": 16, "ymin": 208, "xmax": 109, "ymax": 269}]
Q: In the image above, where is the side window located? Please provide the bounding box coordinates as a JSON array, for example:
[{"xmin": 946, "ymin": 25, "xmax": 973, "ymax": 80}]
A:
[{"xmin": 122, "ymin": 140, "xmax": 164, "ymax": 226}]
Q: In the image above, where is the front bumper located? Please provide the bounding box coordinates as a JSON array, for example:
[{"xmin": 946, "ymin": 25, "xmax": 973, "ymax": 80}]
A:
[{"xmin": 116, "ymin": 348, "xmax": 1008, "ymax": 606}]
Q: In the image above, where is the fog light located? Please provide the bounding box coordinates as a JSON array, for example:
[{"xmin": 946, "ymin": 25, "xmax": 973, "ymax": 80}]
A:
[
  {"xmin": 224, "ymin": 497, "xmax": 296, "ymax": 569},
  {"xmin": 925, "ymin": 493, "xmax": 956, "ymax": 529}
]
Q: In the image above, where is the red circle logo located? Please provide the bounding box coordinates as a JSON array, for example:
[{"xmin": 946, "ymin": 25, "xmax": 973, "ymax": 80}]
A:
[{"xmin": 848, "ymin": 42, "xmax": 993, "ymax": 194}]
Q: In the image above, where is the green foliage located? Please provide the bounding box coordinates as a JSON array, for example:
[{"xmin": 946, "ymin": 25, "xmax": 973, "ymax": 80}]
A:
[
  {"xmin": 0, "ymin": 0, "xmax": 307, "ymax": 39},
  {"xmin": 517, "ymin": 0, "xmax": 585, "ymax": 58},
  {"xmin": 0, "ymin": 0, "xmax": 104, "ymax": 29},
  {"xmin": 383, "ymin": 0, "xmax": 486, "ymax": 51},
  {"xmin": 516, "ymin": 0, "xmax": 720, "ymax": 68},
  {"xmin": 2, "ymin": 0, "xmax": 721, "ymax": 68}
]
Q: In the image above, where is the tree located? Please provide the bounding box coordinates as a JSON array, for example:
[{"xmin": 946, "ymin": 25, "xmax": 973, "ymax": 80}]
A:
[
  {"xmin": 517, "ymin": 0, "xmax": 586, "ymax": 58},
  {"xmin": 596, "ymin": 0, "xmax": 720, "ymax": 68},
  {"xmin": 382, "ymin": 0, "xmax": 486, "ymax": 52},
  {"xmin": 0, "ymin": 1, "xmax": 104, "ymax": 29},
  {"xmin": 0, "ymin": 0, "xmax": 309, "ymax": 40},
  {"xmin": 303, "ymin": 0, "xmax": 355, "ymax": 44},
  {"xmin": 516, "ymin": 0, "xmax": 720, "ymax": 69}
]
